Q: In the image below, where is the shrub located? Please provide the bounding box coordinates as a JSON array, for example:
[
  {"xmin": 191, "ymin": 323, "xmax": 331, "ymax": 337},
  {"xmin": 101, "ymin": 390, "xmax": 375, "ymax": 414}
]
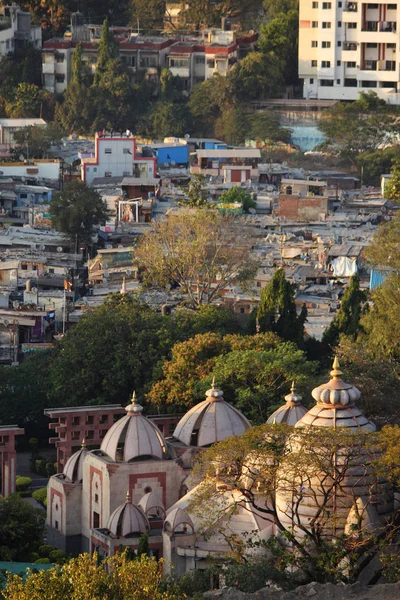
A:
[
  {"xmin": 39, "ymin": 544, "xmax": 54, "ymax": 558},
  {"xmin": 32, "ymin": 487, "xmax": 47, "ymax": 508},
  {"xmin": 34, "ymin": 557, "xmax": 50, "ymax": 564},
  {"xmin": 46, "ymin": 462, "xmax": 56, "ymax": 476},
  {"xmin": 34, "ymin": 458, "xmax": 47, "ymax": 476},
  {"xmin": 15, "ymin": 476, "xmax": 32, "ymax": 492},
  {"xmin": 49, "ymin": 549, "xmax": 67, "ymax": 564}
]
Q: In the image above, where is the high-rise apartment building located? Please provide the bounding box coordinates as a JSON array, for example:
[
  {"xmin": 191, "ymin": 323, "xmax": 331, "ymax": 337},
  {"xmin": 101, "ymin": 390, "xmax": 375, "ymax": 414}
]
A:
[{"xmin": 299, "ymin": 1, "xmax": 400, "ymax": 103}]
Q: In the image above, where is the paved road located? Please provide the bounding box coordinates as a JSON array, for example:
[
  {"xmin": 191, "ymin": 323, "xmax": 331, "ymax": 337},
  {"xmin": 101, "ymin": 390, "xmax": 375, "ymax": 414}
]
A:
[{"xmin": 16, "ymin": 450, "xmax": 52, "ymax": 490}]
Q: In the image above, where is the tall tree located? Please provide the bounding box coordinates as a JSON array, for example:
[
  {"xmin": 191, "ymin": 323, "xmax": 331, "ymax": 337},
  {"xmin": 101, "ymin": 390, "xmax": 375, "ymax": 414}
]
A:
[
  {"xmin": 94, "ymin": 18, "xmax": 119, "ymax": 86},
  {"xmin": 257, "ymin": 268, "xmax": 307, "ymax": 345},
  {"xmin": 219, "ymin": 187, "xmax": 256, "ymax": 213},
  {"xmin": 383, "ymin": 159, "xmax": 400, "ymax": 201},
  {"xmin": 0, "ymin": 495, "xmax": 45, "ymax": 561},
  {"xmin": 135, "ymin": 209, "xmax": 258, "ymax": 308},
  {"xmin": 323, "ymin": 274, "xmax": 366, "ymax": 348},
  {"xmin": 259, "ymin": 10, "xmax": 299, "ymax": 86},
  {"xmin": 50, "ymin": 180, "xmax": 109, "ymax": 242},
  {"xmin": 318, "ymin": 92, "xmax": 400, "ymax": 164},
  {"xmin": 365, "ymin": 213, "xmax": 400, "ymax": 271}
]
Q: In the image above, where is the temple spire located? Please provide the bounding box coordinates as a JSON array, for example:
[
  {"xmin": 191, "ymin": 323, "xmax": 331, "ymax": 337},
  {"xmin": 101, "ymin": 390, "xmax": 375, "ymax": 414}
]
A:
[{"xmin": 330, "ymin": 356, "xmax": 343, "ymax": 380}]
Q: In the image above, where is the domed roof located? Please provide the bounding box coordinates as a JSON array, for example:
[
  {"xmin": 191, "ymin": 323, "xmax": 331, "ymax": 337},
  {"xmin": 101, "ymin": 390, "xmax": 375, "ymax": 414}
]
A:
[
  {"xmin": 164, "ymin": 507, "xmax": 194, "ymax": 534},
  {"xmin": 63, "ymin": 440, "xmax": 88, "ymax": 482},
  {"xmin": 138, "ymin": 491, "xmax": 165, "ymax": 518},
  {"xmin": 100, "ymin": 392, "xmax": 167, "ymax": 462},
  {"xmin": 295, "ymin": 358, "xmax": 375, "ymax": 431},
  {"xmin": 173, "ymin": 380, "xmax": 251, "ymax": 447},
  {"xmin": 267, "ymin": 382, "xmax": 308, "ymax": 426},
  {"xmin": 107, "ymin": 491, "xmax": 150, "ymax": 537}
]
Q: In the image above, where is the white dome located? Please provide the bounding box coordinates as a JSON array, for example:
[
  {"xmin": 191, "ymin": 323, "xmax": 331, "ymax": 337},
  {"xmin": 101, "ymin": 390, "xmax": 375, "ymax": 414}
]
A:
[
  {"xmin": 138, "ymin": 491, "xmax": 165, "ymax": 518},
  {"xmin": 107, "ymin": 492, "xmax": 149, "ymax": 537},
  {"xmin": 173, "ymin": 381, "xmax": 251, "ymax": 447},
  {"xmin": 100, "ymin": 393, "xmax": 167, "ymax": 461},
  {"xmin": 63, "ymin": 441, "xmax": 88, "ymax": 482},
  {"xmin": 164, "ymin": 507, "xmax": 194, "ymax": 534},
  {"xmin": 267, "ymin": 382, "xmax": 308, "ymax": 426},
  {"xmin": 296, "ymin": 358, "xmax": 375, "ymax": 431}
]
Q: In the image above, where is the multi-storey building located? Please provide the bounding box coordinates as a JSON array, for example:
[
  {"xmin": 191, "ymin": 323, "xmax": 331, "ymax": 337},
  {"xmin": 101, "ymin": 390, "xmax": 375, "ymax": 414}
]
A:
[
  {"xmin": 42, "ymin": 13, "xmax": 257, "ymax": 95},
  {"xmin": 299, "ymin": 0, "xmax": 400, "ymax": 103},
  {"xmin": 0, "ymin": 6, "xmax": 41, "ymax": 56}
]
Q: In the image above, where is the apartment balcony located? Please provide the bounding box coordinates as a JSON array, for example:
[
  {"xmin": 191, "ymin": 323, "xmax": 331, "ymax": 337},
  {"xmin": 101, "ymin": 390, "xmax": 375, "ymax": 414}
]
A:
[
  {"xmin": 344, "ymin": 1, "xmax": 358, "ymax": 10},
  {"xmin": 343, "ymin": 42, "xmax": 358, "ymax": 51},
  {"xmin": 362, "ymin": 21, "xmax": 396, "ymax": 33},
  {"xmin": 169, "ymin": 66, "xmax": 190, "ymax": 78}
]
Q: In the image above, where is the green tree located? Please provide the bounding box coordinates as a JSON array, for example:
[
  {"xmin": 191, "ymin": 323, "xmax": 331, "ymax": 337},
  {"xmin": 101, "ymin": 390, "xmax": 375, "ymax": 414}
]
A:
[
  {"xmin": 159, "ymin": 68, "xmax": 184, "ymax": 101},
  {"xmin": 318, "ymin": 92, "xmax": 400, "ymax": 164},
  {"xmin": 257, "ymin": 268, "xmax": 307, "ymax": 345},
  {"xmin": 365, "ymin": 213, "xmax": 400, "ymax": 271},
  {"xmin": 323, "ymin": 274, "xmax": 366, "ymax": 348},
  {"xmin": 336, "ymin": 336, "xmax": 400, "ymax": 425},
  {"xmin": 94, "ymin": 18, "xmax": 120, "ymax": 86},
  {"xmin": 383, "ymin": 159, "xmax": 400, "ymax": 201},
  {"xmin": 219, "ymin": 187, "xmax": 256, "ymax": 213},
  {"xmin": 50, "ymin": 180, "xmax": 109, "ymax": 242},
  {"xmin": 135, "ymin": 209, "xmax": 258, "ymax": 308},
  {"xmin": 129, "ymin": 0, "xmax": 165, "ymax": 31},
  {"xmin": 181, "ymin": 0, "xmax": 262, "ymax": 28},
  {"xmin": 11, "ymin": 123, "xmax": 64, "ymax": 160},
  {"xmin": 0, "ymin": 495, "xmax": 45, "ymax": 561},
  {"xmin": 137, "ymin": 531, "xmax": 150, "ymax": 557},
  {"xmin": 263, "ymin": 0, "xmax": 299, "ymax": 19},
  {"xmin": 259, "ymin": 10, "xmax": 299, "ymax": 86},
  {"xmin": 228, "ymin": 52, "xmax": 283, "ymax": 101},
  {"xmin": 360, "ymin": 273, "xmax": 400, "ymax": 361},
  {"xmin": 6, "ymin": 83, "xmax": 41, "ymax": 118},
  {"xmin": 137, "ymin": 101, "xmax": 189, "ymax": 140},
  {"xmin": 179, "ymin": 174, "xmax": 208, "ymax": 208},
  {"xmin": 356, "ymin": 147, "xmax": 400, "ymax": 186},
  {"xmin": 188, "ymin": 75, "xmax": 232, "ymax": 137},
  {"xmin": 147, "ymin": 331, "xmax": 316, "ymax": 421}
]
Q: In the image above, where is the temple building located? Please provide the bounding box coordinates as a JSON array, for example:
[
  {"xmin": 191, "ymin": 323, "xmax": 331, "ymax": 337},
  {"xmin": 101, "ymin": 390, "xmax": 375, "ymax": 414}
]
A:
[{"xmin": 46, "ymin": 383, "xmax": 249, "ymax": 555}]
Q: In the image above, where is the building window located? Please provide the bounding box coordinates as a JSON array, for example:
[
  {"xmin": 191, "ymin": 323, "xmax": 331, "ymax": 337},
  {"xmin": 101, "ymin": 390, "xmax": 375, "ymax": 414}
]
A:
[
  {"xmin": 338, "ymin": 20, "xmax": 342, "ymax": 26},
  {"xmin": 240, "ymin": 307, "xmax": 245, "ymax": 314},
  {"xmin": 56, "ymin": 54, "xmax": 64, "ymax": 63},
  {"xmin": 207, "ymin": 60, "xmax": 215, "ymax": 68},
  {"xmin": 338, "ymin": 1, "xmax": 342, "ymax": 6},
  {"xmin": 104, "ymin": 148, "xmax": 112, "ymax": 154},
  {"xmin": 312, "ymin": 21, "xmax": 318, "ymax": 27},
  {"xmin": 387, "ymin": 43, "xmax": 396, "ymax": 49},
  {"xmin": 312, "ymin": 1, "xmax": 318, "ymax": 6},
  {"xmin": 93, "ymin": 511, "xmax": 100, "ymax": 528},
  {"xmin": 367, "ymin": 3, "xmax": 378, "ymax": 7},
  {"xmin": 49, "ymin": 268, "xmax": 54, "ymax": 274},
  {"xmin": 337, "ymin": 41, "xmax": 342, "ymax": 46},
  {"xmin": 144, "ymin": 486, "xmax": 152, "ymax": 494},
  {"xmin": 322, "ymin": 41, "xmax": 331, "ymax": 47},
  {"xmin": 86, "ymin": 415, "xmax": 94, "ymax": 425},
  {"xmin": 21, "ymin": 264, "xmax": 27, "ymax": 270},
  {"xmin": 55, "ymin": 520, "xmax": 59, "ymax": 530},
  {"xmin": 310, "ymin": 78, "xmax": 314, "ymax": 83},
  {"xmin": 312, "ymin": 40, "xmax": 318, "ymax": 47},
  {"xmin": 347, "ymin": 22, "xmax": 357, "ymax": 28},
  {"xmin": 94, "ymin": 493, "xmax": 99, "ymax": 503},
  {"xmin": 322, "ymin": 21, "xmax": 331, "ymax": 28},
  {"xmin": 361, "ymin": 80, "xmax": 377, "ymax": 87},
  {"xmin": 72, "ymin": 416, "xmax": 80, "ymax": 426},
  {"xmin": 336, "ymin": 79, "xmax": 341, "ymax": 83},
  {"xmin": 347, "ymin": 61, "xmax": 356, "ymax": 67},
  {"xmin": 366, "ymin": 43, "xmax": 377, "ymax": 48},
  {"xmin": 311, "ymin": 60, "xmax": 318, "ymax": 66},
  {"xmin": 55, "ymin": 74, "xmax": 65, "ymax": 83},
  {"xmin": 257, "ymin": 281, "xmax": 262, "ymax": 287},
  {"xmin": 320, "ymin": 79, "xmax": 334, "ymax": 86},
  {"xmin": 344, "ymin": 78, "xmax": 357, "ymax": 86},
  {"xmin": 195, "ymin": 57, "xmax": 205, "ymax": 64},
  {"xmin": 321, "ymin": 60, "xmax": 331, "ymax": 67},
  {"xmin": 387, "ymin": 3, "xmax": 396, "ymax": 8},
  {"xmin": 105, "ymin": 172, "xmax": 112, "ymax": 177},
  {"xmin": 322, "ymin": 2, "xmax": 332, "ymax": 7},
  {"xmin": 337, "ymin": 60, "xmax": 341, "ymax": 66},
  {"xmin": 100, "ymin": 414, "xmax": 108, "ymax": 424},
  {"xmin": 93, "ymin": 167, "xmax": 97, "ymax": 172}
]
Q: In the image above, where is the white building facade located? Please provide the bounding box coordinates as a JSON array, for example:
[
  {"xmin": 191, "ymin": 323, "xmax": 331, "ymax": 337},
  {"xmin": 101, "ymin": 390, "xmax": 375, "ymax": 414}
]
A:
[{"xmin": 299, "ymin": 0, "xmax": 400, "ymax": 103}]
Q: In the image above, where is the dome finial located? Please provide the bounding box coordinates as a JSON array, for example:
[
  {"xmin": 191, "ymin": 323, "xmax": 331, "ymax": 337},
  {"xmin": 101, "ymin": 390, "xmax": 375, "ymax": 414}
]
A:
[
  {"xmin": 126, "ymin": 489, "xmax": 131, "ymax": 503},
  {"xmin": 81, "ymin": 438, "xmax": 86, "ymax": 448},
  {"xmin": 212, "ymin": 376, "xmax": 216, "ymax": 389},
  {"xmin": 125, "ymin": 391, "xmax": 143, "ymax": 414},
  {"xmin": 330, "ymin": 356, "xmax": 343, "ymax": 380},
  {"xmin": 291, "ymin": 380, "xmax": 295, "ymax": 393}
]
